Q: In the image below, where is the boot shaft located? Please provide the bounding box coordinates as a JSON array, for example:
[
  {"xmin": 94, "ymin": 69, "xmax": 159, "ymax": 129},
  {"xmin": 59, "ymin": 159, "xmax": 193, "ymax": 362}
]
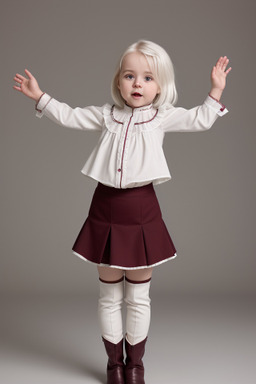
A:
[
  {"xmin": 102, "ymin": 337, "xmax": 125, "ymax": 384},
  {"xmin": 125, "ymin": 337, "xmax": 147, "ymax": 384},
  {"xmin": 103, "ymin": 337, "xmax": 124, "ymax": 367}
]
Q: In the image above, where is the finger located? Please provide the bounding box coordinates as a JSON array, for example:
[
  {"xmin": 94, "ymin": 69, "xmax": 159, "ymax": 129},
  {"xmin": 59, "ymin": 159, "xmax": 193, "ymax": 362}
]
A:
[
  {"xmin": 15, "ymin": 73, "xmax": 26, "ymax": 81},
  {"xmin": 223, "ymin": 59, "xmax": 231, "ymax": 73},
  {"xmin": 14, "ymin": 76, "xmax": 22, "ymax": 83},
  {"xmin": 220, "ymin": 56, "xmax": 227, "ymax": 68},
  {"xmin": 217, "ymin": 56, "xmax": 230, "ymax": 72},
  {"xmin": 222, "ymin": 57, "xmax": 229, "ymax": 70},
  {"xmin": 13, "ymin": 85, "xmax": 22, "ymax": 92},
  {"xmin": 225, "ymin": 67, "xmax": 232, "ymax": 75},
  {"xmin": 25, "ymin": 69, "xmax": 34, "ymax": 79},
  {"xmin": 216, "ymin": 56, "xmax": 223, "ymax": 67}
]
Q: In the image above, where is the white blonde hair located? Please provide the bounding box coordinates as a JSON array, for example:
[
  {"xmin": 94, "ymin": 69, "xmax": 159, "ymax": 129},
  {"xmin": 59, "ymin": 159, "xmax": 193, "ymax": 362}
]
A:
[{"xmin": 111, "ymin": 40, "xmax": 178, "ymax": 108}]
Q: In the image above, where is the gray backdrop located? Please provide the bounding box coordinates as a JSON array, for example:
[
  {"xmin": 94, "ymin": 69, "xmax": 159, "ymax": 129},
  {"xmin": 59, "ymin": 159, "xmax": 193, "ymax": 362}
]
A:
[{"xmin": 1, "ymin": 0, "xmax": 255, "ymax": 296}]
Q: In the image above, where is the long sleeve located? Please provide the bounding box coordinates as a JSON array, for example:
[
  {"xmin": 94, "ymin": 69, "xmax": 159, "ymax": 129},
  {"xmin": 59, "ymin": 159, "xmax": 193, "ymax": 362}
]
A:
[
  {"xmin": 161, "ymin": 95, "xmax": 228, "ymax": 133},
  {"xmin": 35, "ymin": 93, "xmax": 104, "ymax": 131}
]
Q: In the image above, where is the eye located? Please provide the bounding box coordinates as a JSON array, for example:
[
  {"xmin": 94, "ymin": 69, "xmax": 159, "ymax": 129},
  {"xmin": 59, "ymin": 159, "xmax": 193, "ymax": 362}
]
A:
[
  {"xmin": 125, "ymin": 74, "xmax": 134, "ymax": 80},
  {"xmin": 145, "ymin": 76, "xmax": 153, "ymax": 82}
]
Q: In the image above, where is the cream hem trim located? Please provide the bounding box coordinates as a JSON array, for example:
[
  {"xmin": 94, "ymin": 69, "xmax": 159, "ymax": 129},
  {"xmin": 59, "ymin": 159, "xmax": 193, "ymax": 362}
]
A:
[{"xmin": 73, "ymin": 251, "xmax": 177, "ymax": 270}]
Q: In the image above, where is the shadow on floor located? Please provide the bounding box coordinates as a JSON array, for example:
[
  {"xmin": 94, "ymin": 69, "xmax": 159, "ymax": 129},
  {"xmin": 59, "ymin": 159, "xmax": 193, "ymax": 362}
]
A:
[{"xmin": 1, "ymin": 296, "xmax": 106, "ymax": 383}]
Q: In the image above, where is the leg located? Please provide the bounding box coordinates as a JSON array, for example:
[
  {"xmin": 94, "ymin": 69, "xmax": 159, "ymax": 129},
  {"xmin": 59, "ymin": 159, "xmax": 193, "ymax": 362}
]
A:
[
  {"xmin": 125, "ymin": 267, "xmax": 153, "ymax": 283},
  {"xmin": 124, "ymin": 268, "xmax": 153, "ymax": 384},
  {"xmin": 125, "ymin": 267, "xmax": 153, "ymax": 345},
  {"xmin": 98, "ymin": 266, "xmax": 124, "ymax": 343},
  {"xmin": 98, "ymin": 265, "xmax": 124, "ymax": 283},
  {"xmin": 97, "ymin": 266, "xmax": 125, "ymax": 384}
]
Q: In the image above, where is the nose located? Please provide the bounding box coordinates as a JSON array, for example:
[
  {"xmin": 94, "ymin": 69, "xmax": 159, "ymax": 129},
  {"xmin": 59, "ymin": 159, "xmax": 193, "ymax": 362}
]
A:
[{"xmin": 133, "ymin": 77, "xmax": 142, "ymax": 88}]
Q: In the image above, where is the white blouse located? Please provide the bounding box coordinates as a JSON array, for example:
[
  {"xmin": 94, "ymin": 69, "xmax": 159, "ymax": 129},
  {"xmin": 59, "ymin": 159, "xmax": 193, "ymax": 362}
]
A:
[{"xmin": 36, "ymin": 93, "xmax": 228, "ymax": 189}]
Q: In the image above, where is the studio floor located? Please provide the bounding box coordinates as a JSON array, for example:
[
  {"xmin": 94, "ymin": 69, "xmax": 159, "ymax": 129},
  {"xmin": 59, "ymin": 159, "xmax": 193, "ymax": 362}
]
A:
[{"xmin": 1, "ymin": 293, "xmax": 255, "ymax": 384}]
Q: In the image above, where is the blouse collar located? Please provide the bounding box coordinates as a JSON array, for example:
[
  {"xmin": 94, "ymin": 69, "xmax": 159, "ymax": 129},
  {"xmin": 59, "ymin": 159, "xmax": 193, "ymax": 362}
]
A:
[
  {"xmin": 123, "ymin": 103, "xmax": 153, "ymax": 114},
  {"xmin": 110, "ymin": 103, "xmax": 158, "ymax": 125}
]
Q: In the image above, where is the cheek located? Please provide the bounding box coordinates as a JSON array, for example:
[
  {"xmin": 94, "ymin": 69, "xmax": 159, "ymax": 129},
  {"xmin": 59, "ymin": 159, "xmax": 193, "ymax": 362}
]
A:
[
  {"xmin": 120, "ymin": 82, "xmax": 129, "ymax": 94},
  {"xmin": 118, "ymin": 82, "xmax": 128, "ymax": 101}
]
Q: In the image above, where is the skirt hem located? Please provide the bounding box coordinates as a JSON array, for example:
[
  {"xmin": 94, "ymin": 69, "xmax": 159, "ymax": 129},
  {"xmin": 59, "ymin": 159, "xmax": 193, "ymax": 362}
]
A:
[{"xmin": 73, "ymin": 251, "xmax": 177, "ymax": 270}]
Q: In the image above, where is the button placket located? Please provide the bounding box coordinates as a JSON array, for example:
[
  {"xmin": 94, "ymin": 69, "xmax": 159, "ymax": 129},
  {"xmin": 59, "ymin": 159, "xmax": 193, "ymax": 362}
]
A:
[
  {"xmin": 119, "ymin": 113, "xmax": 134, "ymax": 188},
  {"xmin": 116, "ymin": 121, "xmax": 127, "ymax": 187},
  {"xmin": 121, "ymin": 132, "xmax": 131, "ymax": 187}
]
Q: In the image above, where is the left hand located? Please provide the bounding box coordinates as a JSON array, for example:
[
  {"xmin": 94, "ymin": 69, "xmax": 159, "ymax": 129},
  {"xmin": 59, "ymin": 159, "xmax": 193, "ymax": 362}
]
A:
[{"xmin": 211, "ymin": 56, "xmax": 232, "ymax": 91}]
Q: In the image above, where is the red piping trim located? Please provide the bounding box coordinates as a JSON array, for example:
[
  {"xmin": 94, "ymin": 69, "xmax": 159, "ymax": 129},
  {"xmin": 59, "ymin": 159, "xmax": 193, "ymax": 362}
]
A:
[
  {"xmin": 135, "ymin": 109, "xmax": 158, "ymax": 125},
  {"xmin": 111, "ymin": 105, "xmax": 124, "ymax": 124},
  {"xmin": 35, "ymin": 92, "xmax": 46, "ymax": 112},
  {"xmin": 208, "ymin": 93, "xmax": 226, "ymax": 111},
  {"xmin": 99, "ymin": 276, "xmax": 124, "ymax": 284},
  {"xmin": 125, "ymin": 276, "xmax": 152, "ymax": 284},
  {"xmin": 120, "ymin": 112, "xmax": 133, "ymax": 188}
]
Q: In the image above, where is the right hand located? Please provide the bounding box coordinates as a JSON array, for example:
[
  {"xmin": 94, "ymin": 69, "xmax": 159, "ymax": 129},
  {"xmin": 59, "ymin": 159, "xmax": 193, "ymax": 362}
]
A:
[{"xmin": 13, "ymin": 69, "xmax": 44, "ymax": 102}]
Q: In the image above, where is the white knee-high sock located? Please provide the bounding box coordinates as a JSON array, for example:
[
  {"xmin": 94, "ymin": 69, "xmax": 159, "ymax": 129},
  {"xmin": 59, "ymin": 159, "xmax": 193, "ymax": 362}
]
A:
[
  {"xmin": 124, "ymin": 277, "xmax": 151, "ymax": 346},
  {"xmin": 98, "ymin": 277, "xmax": 124, "ymax": 344}
]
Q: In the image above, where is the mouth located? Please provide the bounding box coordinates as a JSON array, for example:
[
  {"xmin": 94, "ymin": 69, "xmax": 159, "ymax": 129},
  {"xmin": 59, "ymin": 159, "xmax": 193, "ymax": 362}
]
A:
[{"xmin": 132, "ymin": 92, "xmax": 143, "ymax": 98}]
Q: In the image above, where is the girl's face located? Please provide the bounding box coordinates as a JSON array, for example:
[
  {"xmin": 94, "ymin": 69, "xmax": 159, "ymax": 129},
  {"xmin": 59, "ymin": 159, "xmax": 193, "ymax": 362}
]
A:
[{"xmin": 118, "ymin": 52, "xmax": 160, "ymax": 109}]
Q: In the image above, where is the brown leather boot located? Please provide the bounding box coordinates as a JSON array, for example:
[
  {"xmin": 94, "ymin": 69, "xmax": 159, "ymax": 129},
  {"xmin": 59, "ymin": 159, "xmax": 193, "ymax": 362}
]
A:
[
  {"xmin": 102, "ymin": 337, "xmax": 125, "ymax": 384},
  {"xmin": 125, "ymin": 337, "xmax": 147, "ymax": 384}
]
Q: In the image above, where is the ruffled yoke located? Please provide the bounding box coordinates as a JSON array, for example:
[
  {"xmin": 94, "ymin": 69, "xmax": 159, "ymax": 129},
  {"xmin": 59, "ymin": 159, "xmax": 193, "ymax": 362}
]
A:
[{"xmin": 102, "ymin": 103, "xmax": 165, "ymax": 134}]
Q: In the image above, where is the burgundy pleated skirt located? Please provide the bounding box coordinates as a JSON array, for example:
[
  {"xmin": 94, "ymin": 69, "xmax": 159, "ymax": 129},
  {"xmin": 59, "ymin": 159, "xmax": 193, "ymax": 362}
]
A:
[{"xmin": 72, "ymin": 182, "xmax": 177, "ymax": 270}]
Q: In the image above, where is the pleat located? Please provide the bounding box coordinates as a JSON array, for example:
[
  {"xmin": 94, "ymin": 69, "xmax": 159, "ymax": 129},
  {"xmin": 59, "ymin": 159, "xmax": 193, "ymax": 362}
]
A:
[
  {"xmin": 109, "ymin": 224, "xmax": 147, "ymax": 268},
  {"xmin": 72, "ymin": 218, "xmax": 111, "ymax": 264},
  {"xmin": 141, "ymin": 220, "xmax": 176, "ymax": 266}
]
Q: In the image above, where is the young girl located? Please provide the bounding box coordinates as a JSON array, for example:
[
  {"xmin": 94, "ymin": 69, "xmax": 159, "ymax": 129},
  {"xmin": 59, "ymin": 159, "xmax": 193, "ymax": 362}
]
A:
[{"xmin": 13, "ymin": 40, "xmax": 231, "ymax": 384}]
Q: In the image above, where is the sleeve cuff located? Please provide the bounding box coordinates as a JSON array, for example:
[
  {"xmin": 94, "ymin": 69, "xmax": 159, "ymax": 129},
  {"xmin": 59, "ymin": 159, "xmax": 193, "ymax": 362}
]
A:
[
  {"xmin": 204, "ymin": 94, "xmax": 229, "ymax": 117},
  {"xmin": 35, "ymin": 93, "xmax": 53, "ymax": 118}
]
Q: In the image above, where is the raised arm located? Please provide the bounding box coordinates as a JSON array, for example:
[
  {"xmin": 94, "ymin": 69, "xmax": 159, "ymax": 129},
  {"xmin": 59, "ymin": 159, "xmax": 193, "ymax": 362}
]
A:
[
  {"xmin": 161, "ymin": 56, "xmax": 232, "ymax": 133},
  {"xmin": 13, "ymin": 69, "xmax": 104, "ymax": 131}
]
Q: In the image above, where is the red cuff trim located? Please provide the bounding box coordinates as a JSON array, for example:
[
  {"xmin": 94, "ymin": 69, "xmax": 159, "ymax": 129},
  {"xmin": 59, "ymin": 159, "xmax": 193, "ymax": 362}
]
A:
[
  {"xmin": 35, "ymin": 92, "xmax": 46, "ymax": 112},
  {"xmin": 208, "ymin": 93, "xmax": 226, "ymax": 112}
]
